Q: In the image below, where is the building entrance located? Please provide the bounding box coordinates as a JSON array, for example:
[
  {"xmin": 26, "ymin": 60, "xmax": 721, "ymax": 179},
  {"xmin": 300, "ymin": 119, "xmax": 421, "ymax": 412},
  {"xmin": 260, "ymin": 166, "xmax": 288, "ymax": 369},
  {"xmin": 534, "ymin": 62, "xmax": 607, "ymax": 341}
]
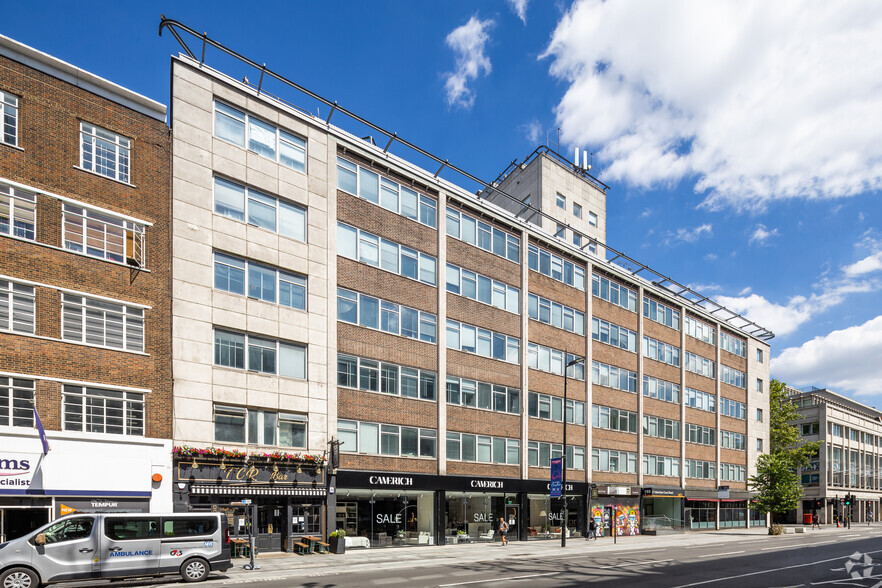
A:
[{"xmin": 1, "ymin": 507, "xmax": 50, "ymax": 542}]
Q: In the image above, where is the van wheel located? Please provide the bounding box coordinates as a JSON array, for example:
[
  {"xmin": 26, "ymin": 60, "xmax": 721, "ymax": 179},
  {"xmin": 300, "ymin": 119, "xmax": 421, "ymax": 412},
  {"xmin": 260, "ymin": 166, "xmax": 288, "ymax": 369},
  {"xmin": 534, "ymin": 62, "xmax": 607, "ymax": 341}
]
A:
[
  {"xmin": 1, "ymin": 567, "xmax": 40, "ymax": 588},
  {"xmin": 180, "ymin": 558, "xmax": 209, "ymax": 583}
]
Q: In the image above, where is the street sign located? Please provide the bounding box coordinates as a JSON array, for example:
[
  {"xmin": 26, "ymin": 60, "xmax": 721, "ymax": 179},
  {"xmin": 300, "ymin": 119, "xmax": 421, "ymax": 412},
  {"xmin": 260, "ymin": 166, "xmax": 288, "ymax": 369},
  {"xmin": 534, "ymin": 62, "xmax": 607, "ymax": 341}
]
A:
[{"xmin": 550, "ymin": 458, "xmax": 562, "ymax": 498}]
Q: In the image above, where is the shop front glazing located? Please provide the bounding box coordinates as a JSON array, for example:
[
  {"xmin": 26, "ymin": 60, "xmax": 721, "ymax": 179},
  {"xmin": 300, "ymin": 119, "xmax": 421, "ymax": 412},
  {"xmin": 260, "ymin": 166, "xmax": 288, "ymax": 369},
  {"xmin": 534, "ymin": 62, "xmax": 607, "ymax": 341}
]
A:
[
  {"xmin": 526, "ymin": 494, "xmax": 582, "ymax": 539},
  {"xmin": 335, "ymin": 489, "xmax": 435, "ymax": 547},
  {"xmin": 685, "ymin": 500, "xmax": 717, "ymax": 529},
  {"xmin": 444, "ymin": 492, "xmax": 515, "ymax": 543}
]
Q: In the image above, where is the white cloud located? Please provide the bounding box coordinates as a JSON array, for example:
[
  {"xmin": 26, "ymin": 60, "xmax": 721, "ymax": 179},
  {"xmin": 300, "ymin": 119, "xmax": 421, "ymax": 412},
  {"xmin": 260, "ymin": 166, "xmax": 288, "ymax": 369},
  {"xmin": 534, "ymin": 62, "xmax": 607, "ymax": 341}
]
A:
[
  {"xmin": 844, "ymin": 251, "xmax": 882, "ymax": 277},
  {"xmin": 542, "ymin": 1, "xmax": 882, "ymax": 210},
  {"xmin": 443, "ymin": 17, "xmax": 494, "ymax": 109},
  {"xmin": 639, "ymin": 208, "xmax": 652, "ymax": 219},
  {"xmin": 519, "ymin": 119, "xmax": 543, "ymax": 143},
  {"xmin": 663, "ymin": 223, "xmax": 712, "ymax": 246},
  {"xmin": 749, "ymin": 224, "xmax": 779, "ymax": 246},
  {"xmin": 507, "ymin": 0, "xmax": 529, "ymax": 24},
  {"xmin": 772, "ymin": 316, "xmax": 882, "ymax": 399},
  {"xmin": 704, "ymin": 252, "xmax": 718, "ymax": 261}
]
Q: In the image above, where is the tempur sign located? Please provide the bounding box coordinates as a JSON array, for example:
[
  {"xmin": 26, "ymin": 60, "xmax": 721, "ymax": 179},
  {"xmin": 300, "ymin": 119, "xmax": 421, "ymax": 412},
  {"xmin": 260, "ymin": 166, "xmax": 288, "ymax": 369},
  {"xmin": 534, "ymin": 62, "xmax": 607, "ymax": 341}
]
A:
[{"xmin": 0, "ymin": 456, "xmax": 34, "ymax": 488}]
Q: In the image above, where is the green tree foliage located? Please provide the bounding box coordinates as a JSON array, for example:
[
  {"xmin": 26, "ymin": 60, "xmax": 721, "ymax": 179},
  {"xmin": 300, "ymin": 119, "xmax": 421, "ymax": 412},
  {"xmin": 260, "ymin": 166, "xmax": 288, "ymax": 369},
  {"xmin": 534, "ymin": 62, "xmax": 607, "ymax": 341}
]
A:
[{"xmin": 749, "ymin": 379, "xmax": 819, "ymax": 517}]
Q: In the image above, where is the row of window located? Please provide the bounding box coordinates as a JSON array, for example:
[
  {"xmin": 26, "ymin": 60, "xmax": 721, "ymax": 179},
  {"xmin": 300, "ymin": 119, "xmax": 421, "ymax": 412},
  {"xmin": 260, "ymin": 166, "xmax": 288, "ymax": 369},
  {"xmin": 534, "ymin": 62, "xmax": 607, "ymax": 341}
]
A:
[
  {"xmin": 530, "ymin": 294, "xmax": 585, "ymax": 335},
  {"xmin": 62, "ymin": 294, "xmax": 144, "ymax": 353},
  {"xmin": 214, "ymin": 329, "xmax": 306, "ymax": 379},
  {"xmin": 338, "ymin": 288, "xmax": 436, "ymax": 343},
  {"xmin": 214, "ymin": 176, "xmax": 306, "ymax": 242},
  {"xmin": 528, "ymin": 442, "xmax": 586, "ymax": 470},
  {"xmin": 447, "ymin": 208, "xmax": 521, "ymax": 263},
  {"xmin": 686, "ymin": 423, "xmax": 716, "ymax": 446},
  {"xmin": 592, "ymin": 448, "xmax": 637, "ymax": 473},
  {"xmin": 721, "ymin": 430, "xmax": 746, "ymax": 451},
  {"xmin": 527, "ymin": 343, "xmax": 585, "ymax": 379},
  {"xmin": 720, "ymin": 331, "xmax": 746, "ymax": 357},
  {"xmin": 214, "ymin": 101, "xmax": 306, "ymax": 172},
  {"xmin": 528, "ymin": 392, "xmax": 585, "ymax": 425},
  {"xmin": 643, "ymin": 375, "xmax": 680, "ymax": 404},
  {"xmin": 644, "ymin": 298, "xmax": 680, "ymax": 330},
  {"xmin": 215, "ymin": 405, "xmax": 307, "ymax": 447},
  {"xmin": 684, "ymin": 316, "xmax": 715, "ymax": 345},
  {"xmin": 592, "ymin": 317, "xmax": 636, "ymax": 352},
  {"xmin": 447, "ymin": 263, "xmax": 519, "ymax": 314},
  {"xmin": 447, "ymin": 432, "xmax": 519, "ymax": 465},
  {"xmin": 685, "ymin": 352, "xmax": 715, "ymax": 379},
  {"xmin": 721, "ymin": 365, "xmax": 745, "ymax": 389},
  {"xmin": 643, "ymin": 335, "xmax": 680, "ymax": 367},
  {"xmin": 337, "ymin": 158, "xmax": 436, "ymax": 228},
  {"xmin": 643, "ymin": 415, "xmax": 680, "ymax": 440},
  {"xmin": 685, "ymin": 387, "xmax": 716, "ymax": 412},
  {"xmin": 592, "ymin": 360, "xmax": 637, "ymax": 393},
  {"xmin": 720, "ymin": 463, "xmax": 746, "ymax": 482},
  {"xmin": 339, "ymin": 419, "xmax": 437, "ymax": 458},
  {"xmin": 592, "ymin": 273, "xmax": 637, "ymax": 312},
  {"xmin": 720, "ymin": 397, "xmax": 746, "ymax": 420},
  {"xmin": 338, "ymin": 222, "xmax": 437, "ymax": 285},
  {"xmin": 528, "ymin": 244, "xmax": 586, "ymax": 290},
  {"xmin": 447, "ymin": 377, "xmax": 519, "ymax": 414},
  {"xmin": 644, "ymin": 454, "xmax": 680, "ymax": 477},
  {"xmin": 214, "ymin": 252, "xmax": 306, "ymax": 310},
  {"xmin": 337, "ymin": 354, "xmax": 436, "ymax": 400},
  {"xmin": 592, "ymin": 404, "xmax": 637, "ymax": 433},
  {"xmin": 446, "ymin": 319, "xmax": 519, "ymax": 363}
]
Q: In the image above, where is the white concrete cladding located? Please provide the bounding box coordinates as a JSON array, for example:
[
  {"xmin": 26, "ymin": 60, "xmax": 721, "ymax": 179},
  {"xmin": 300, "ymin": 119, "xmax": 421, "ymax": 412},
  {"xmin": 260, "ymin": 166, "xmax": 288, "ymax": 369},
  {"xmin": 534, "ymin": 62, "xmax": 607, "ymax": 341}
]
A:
[
  {"xmin": 747, "ymin": 337, "xmax": 771, "ymax": 479},
  {"xmin": 170, "ymin": 57, "xmax": 334, "ymax": 455}
]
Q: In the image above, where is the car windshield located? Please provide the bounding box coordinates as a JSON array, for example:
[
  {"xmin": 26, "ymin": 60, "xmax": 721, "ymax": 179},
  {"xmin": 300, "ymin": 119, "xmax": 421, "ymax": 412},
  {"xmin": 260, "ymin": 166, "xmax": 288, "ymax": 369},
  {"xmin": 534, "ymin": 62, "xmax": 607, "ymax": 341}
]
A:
[{"xmin": 40, "ymin": 518, "xmax": 94, "ymax": 544}]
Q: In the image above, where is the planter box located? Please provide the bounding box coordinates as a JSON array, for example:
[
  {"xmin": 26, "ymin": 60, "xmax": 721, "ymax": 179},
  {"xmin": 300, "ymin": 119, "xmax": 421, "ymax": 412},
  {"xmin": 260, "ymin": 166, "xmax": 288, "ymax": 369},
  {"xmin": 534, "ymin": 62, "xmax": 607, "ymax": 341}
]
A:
[{"xmin": 330, "ymin": 536, "xmax": 345, "ymax": 554}]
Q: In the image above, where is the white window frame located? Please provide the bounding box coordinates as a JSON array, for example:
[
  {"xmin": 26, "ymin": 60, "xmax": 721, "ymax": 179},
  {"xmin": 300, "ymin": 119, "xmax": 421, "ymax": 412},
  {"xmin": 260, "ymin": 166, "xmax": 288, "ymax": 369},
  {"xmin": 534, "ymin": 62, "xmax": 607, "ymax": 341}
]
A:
[
  {"xmin": 0, "ymin": 377, "xmax": 34, "ymax": 427},
  {"xmin": 213, "ymin": 329, "xmax": 307, "ymax": 379},
  {"xmin": 0, "ymin": 279, "xmax": 35, "ymax": 334},
  {"xmin": 213, "ymin": 176, "xmax": 307, "ymax": 242},
  {"xmin": 61, "ymin": 293, "xmax": 145, "ymax": 352},
  {"xmin": 213, "ymin": 100, "xmax": 306, "ymax": 173},
  {"xmin": 528, "ymin": 244, "xmax": 586, "ymax": 291},
  {"xmin": 1, "ymin": 90, "xmax": 19, "ymax": 146},
  {"xmin": 62, "ymin": 203, "xmax": 146, "ymax": 267},
  {"xmin": 447, "ymin": 263, "xmax": 520, "ymax": 315},
  {"xmin": 0, "ymin": 181, "xmax": 35, "ymax": 241},
  {"xmin": 63, "ymin": 384, "xmax": 144, "ymax": 436},
  {"xmin": 80, "ymin": 122, "xmax": 130, "ymax": 183}
]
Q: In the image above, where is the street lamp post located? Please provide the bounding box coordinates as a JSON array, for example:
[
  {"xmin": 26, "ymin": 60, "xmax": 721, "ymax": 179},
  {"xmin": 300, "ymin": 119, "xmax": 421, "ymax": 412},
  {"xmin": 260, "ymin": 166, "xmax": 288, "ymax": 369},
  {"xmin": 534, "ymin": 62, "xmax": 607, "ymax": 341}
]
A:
[{"xmin": 562, "ymin": 355, "xmax": 584, "ymax": 548}]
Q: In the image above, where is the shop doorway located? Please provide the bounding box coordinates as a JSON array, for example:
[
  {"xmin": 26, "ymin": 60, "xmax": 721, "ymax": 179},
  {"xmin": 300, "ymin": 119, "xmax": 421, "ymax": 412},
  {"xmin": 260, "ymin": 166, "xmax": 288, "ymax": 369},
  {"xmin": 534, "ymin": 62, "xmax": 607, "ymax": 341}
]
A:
[
  {"xmin": 1, "ymin": 508, "xmax": 49, "ymax": 542},
  {"xmin": 256, "ymin": 504, "xmax": 284, "ymax": 552},
  {"xmin": 504, "ymin": 504, "xmax": 519, "ymax": 542}
]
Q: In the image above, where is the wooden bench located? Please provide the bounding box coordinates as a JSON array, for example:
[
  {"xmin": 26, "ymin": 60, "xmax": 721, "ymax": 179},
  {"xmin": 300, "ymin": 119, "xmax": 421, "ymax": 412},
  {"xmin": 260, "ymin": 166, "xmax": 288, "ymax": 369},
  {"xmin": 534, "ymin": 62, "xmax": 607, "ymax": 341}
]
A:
[
  {"xmin": 315, "ymin": 541, "xmax": 330, "ymax": 554},
  {"xmin": 293, "ymin": 541, "xmax": 311, "ymax": 555}
]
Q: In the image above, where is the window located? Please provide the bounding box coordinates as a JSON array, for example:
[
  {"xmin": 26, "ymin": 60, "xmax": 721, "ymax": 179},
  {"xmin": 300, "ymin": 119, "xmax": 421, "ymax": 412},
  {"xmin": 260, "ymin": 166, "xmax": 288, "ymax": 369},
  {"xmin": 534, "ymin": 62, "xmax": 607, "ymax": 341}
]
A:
[
  {"xmin": 448, "ymin": 320, "xmax": 519, "ymax": 363},
  {"xmin": 338, "ymin": 288, "xmax": 436, "ymax": 343},
  {"xmin": 555, "ymin": 224, "xmax": 566, "ymax": 239},
  {"xmin": 721, "ymin": 430, "xmax": 745, "ymax": 451},
  {"xmin": 685, "ymin": 352, "xmax": 715, "ymax": 379},
  {"xmin": 643, "ymin": 297, "xmax": 680, "ymax": 330},
  {"xmin": 685, "ymin": 423, "xmax": 716, "ymax": 446},
  {"xmin": 720, "ymin": 398, "xmax": 746, "ymax": 420},
  {"xmin": 528, "ymin": 442, "xmax": 585, "ymax": 470},
  {"xmin": 642, "ymin": 336, "xmax": 680, "ymax": 367},
  {"xmin": 0, "ymin": 182, "xmax": 36, "ymax": 240},
  {"xmin": 588, "ymin": 212, "xmax": 598, "ymax": 227},
  {"xmin": 756, "ymin": 439, "xmax": 763, "ymax": 452},
  {"xmin": 756, "ymin": 408, "xmax": 763, "ymax": 422},
  {"xmin": 528, "ymin": 343, "xmax": 584, "ymax": 379},
  {"xmin": 686, "ymin": 459, "xmax": 715, "ymax": 480},
  {"xmin": 0, "ymin": 280, "xmax": 35, "ymax": 334},
  {"xmin": 529, "ymin": 244, "xmax": 585, "ymax": 290},
  {"xmin": 573, "ymin": 203, "xmax": 582, "ymax": 218},
  {"xmin": 446, "ymin": 208, "xmax": 520, "ymax": 263},
  {"xmin": 684, "ymin": 316, "xmax": 715, "ymax": 345},
  {"xmin": 720, "ymin": 365, "xmax": 745, "ymax": 388},
  {"xmin": 592, "ymin": 317, "xmax": 636, "ymax": 352},
  {"xmin": 448, "ymin": 264, "xmax": 519, "ymax": 314},
  {"xmin": 591, "ymin": 360, "xmax": 636, "ymax": 392},
  {"xmin": 556, "ymin": 194, "xmax": 566, "ymax": 209},
  {"xmin": 63, "ymin": 385, "xmax": 144, "ymax": 435},
  {"xmin": 214, "ymin": 405, "xmax": 307, "ymax": 447},
  {"xmin": 80, "ymin": 123, "xmax": 130, "ymax": 183},
  {"xmin": 214, "ymin": 101, "xmax": 306, "ymax": 172},
  {"xmin": 450, "ymin": 377, "xmax": 519, "ymax": 414},
  {"xmin": 720, "ymin": 331, "xmax": 746, "ymax": 357},
  {"xmin": 213, "ymin": 252, "xmax": 306, "ymax": 310},
  {"xmin": 643, "ymin": 376, "xmax": 680, "ymax": 404},
  {"xmin": 213, "ymin": 329, "xmax": 306, "ymax": 379},
  {"xmin": 573, "ymin": 233, "xmax": 582, "ymax": 247},
  {"xmin": 756, "ymin": 378, "xmax": 763, "ymax": 393},
  {"xmin": 339, "ymin": 354, "xmax": 436, "ymax": 400},
  {"xmin": 63, "ymin": 203, "xmax": 146, "ymax": 266},
  {"xmin": 529, "ymin": 392, "xmax": 585, "ymax": 424},
  {"xmin": 643, "ymin": 415, "xmax": 680, "ymax": 440},
  {"xmin": 338, "ymin": 222, "xmax": 436, "ymax": 285},
  {"xmin": 1, "ymin": 91, "xmax": 18, "ymax": 146},
  {"xmin": 529, "ymin": 294, "xmax": 585, "ymax": 335},
  {"xmin": 447, "ymin": 432, "xmax": 518, "ymax": 464},
  {"xmin": 40, "ymin": 517, "xmax": 94, "ymax": 544},
  {"xmin": 800, "ymin": 422, "xmax": 819, "ymax": 436},
  {"xmin": 756, "ymin": 349, "xmax": 763, "ymax": 363},
  {"xmin": 831, "ymin": 423, "xmax": 842, "ymax": 437},
  {"xmin": 213, "ymin": 177, "xmax": 306, "ymax": 241},
  {"xmin": 62, "ymin": 294, "xmax": 144, "ymax": 352},
  {"xmin": 644, "ymin": 454, "xmax": 680, "ymax": 477},
  {"xmin": 104, "ymin": 517, "xmax": 159, "ymax": 541},
  {"xmin": 592, "ymin": 405, "xmax": 638, "ymax": 434},
  {"xmin": 339, "ymin": 419, "xmax": 436, "ymax": 458},
  {"xmin": 337, "ymin": 158, "xmax": 437, "ymax": 228},
  {"xmin": 591, "ymin": 273, "xmax": 636, "ymax": 311},
  {"xmin": 592, "ymin": 448, "xmax": 637, "ymax": 473},
  {"xmin": 720, "ymin": 464, "xmax": 746, "ymax": 482},
  {"xmin": 684, "ymin": 387, "xmax": 715, "ymax": 412},
  {"xmin": 0, "ymin": 377, "xmax": 34, "ymax": 427}
]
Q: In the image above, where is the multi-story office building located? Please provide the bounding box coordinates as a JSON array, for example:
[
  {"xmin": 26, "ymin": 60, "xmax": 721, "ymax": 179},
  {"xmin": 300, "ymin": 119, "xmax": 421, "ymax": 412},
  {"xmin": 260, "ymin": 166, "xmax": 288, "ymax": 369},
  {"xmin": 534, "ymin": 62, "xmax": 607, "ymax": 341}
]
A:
[
  {"xmin": 0, "ymin": 35, "xmax": 172, "ymax": 542},
  {"xmin": 787, "ymin": 385, "xmax": 882, "ymax": 525},
  {"xmin": 163, "ymin": 21, "xmax": 772, "ymax": 551}
]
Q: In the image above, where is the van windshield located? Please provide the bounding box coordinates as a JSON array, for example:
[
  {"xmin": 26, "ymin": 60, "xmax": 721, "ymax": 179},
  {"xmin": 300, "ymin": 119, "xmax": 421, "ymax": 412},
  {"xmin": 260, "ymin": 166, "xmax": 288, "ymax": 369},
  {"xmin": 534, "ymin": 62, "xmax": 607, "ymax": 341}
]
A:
[{"xmin": 40, "ymin": 518, "xmax": 94, "ymax": 544}]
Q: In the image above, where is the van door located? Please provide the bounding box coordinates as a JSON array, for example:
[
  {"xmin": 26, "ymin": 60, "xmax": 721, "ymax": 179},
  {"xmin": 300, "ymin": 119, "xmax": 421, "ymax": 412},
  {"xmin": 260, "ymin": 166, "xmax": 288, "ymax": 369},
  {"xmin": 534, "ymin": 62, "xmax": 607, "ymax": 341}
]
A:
[
  {"xmin": 157, "ymin": 515, "xmax": 221, "ymax": 574},
  {"xmin": 99, "ymin": 516, "xmax": 160, "ymax": 579},
  {"xmin": 33, "ymin": 516, "xmax": 97, "ymax": 582}
]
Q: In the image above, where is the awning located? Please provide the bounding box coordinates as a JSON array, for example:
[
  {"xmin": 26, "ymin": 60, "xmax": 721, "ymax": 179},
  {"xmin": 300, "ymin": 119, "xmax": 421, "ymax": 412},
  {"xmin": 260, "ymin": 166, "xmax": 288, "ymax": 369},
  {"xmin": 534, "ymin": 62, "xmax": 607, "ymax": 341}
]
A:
[{"xmin": 191, "ymin": 486, "xmax": 325, "ymax": 496}]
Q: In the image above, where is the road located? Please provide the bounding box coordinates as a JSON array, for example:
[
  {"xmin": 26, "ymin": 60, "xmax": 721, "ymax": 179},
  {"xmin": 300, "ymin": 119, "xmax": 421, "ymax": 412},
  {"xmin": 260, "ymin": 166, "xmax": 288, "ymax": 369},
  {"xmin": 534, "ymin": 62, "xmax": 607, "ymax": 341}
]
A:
[{"xmin": 52, "ymin": 528, "xmax": 882, "ymax": 588}]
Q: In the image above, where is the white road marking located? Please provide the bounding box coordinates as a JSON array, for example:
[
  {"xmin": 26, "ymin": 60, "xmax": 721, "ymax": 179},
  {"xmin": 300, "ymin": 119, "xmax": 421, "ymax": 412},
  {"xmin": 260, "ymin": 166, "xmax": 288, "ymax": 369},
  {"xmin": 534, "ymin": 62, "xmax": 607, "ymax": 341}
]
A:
[
  {"xmin": 439, "ymin": 572, "xmax": 558, "ymax": 586},
  {"xmin": 372, "ymin": 578, "xmax": 407, "ymax": 585},
  {"xmin": 412, "ymin": 574, "xmax": 445, "ymax": 580},
  {"xmin": 762, "ymin": 544, "xmax": 798, "ymax": 551},
  {"xmin": 698, "ymin": 550, "xmax": 745, "ymax": 558},
  {"xmin": 599, "ymin": 559, "xmax": 674, "ymax": 569}
]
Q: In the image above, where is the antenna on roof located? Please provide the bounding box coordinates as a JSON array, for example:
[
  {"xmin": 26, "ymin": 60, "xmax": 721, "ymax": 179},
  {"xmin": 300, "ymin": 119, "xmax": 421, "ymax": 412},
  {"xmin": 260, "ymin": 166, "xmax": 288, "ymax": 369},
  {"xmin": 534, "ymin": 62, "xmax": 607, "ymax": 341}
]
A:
[{"xmin": 574, "ymin": 147, "xmax": 580, "ymax": 168}]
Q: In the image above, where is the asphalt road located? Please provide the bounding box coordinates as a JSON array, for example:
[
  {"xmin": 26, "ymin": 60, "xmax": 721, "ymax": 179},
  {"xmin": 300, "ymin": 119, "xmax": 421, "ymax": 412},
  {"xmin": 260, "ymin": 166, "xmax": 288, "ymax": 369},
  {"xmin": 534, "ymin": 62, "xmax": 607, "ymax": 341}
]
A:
[{"xmin": 49, "ymin": 530, "xmax": 882, "ymax": 588}]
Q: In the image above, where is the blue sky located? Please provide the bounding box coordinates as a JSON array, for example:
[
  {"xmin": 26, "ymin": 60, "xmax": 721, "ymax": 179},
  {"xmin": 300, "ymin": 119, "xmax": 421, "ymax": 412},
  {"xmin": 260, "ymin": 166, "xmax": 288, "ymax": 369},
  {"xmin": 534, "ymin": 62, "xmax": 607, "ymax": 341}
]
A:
[{"xmin": 5, "ymin": 1, "xmax": 882, "ymax": 405}]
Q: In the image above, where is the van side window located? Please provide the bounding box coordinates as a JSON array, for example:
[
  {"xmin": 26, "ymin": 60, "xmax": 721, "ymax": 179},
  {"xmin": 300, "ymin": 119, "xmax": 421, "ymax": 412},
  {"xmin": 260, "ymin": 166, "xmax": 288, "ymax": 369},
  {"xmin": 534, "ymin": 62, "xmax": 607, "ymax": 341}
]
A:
[
  {"xmin": 41, "ymin": 517, "xmax": 94, "ymax": 544},
  {"xmin": 104, "ymin": 518, "xmax": 160, "ymax": 541},
  {"xmin": 162, "ymin": 517, "xmax": 218, "ymax": 537}
]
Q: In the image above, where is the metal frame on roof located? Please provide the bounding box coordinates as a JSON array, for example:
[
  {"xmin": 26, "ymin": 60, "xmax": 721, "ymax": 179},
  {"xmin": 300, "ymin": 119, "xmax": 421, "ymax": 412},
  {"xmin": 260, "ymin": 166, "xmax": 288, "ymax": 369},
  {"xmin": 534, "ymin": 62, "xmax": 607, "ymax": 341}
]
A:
[{"xmin": 158, "ymin": 16, "xmax": 774, "ymax": 342}]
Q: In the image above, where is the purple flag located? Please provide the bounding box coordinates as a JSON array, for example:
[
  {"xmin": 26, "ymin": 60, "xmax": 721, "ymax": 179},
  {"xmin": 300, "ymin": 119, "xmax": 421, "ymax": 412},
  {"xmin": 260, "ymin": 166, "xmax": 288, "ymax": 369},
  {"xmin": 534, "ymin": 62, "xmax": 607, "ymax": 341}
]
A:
[{"xmin": 34, "ymin": 406, "xmax": 49, "ymax": 454}]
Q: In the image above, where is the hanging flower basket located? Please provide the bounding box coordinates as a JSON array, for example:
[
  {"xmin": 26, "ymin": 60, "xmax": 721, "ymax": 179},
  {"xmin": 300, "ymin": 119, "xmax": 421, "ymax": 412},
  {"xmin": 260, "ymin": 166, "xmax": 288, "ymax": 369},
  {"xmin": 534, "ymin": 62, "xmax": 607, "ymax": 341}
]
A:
[{"xmin": 172, "ymin": 446, "xmax": 325, "ymax": 466}]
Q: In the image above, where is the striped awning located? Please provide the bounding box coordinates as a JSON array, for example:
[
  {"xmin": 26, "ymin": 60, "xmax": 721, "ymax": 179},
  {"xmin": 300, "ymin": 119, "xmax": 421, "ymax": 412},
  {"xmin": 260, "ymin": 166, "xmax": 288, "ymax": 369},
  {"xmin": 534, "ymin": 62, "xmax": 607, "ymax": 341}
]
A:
[{"xmin": 191, "ymin": 486, "xmax": 326, "ymax": 497}]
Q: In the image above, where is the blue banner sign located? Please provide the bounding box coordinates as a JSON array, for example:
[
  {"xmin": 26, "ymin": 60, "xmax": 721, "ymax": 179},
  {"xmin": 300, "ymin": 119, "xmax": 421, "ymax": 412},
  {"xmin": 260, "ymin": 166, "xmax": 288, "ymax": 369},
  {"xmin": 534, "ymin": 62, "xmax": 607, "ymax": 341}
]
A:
[{"xmin": 550, "ymin": 457, "xmax": 562, "ymax": 497}]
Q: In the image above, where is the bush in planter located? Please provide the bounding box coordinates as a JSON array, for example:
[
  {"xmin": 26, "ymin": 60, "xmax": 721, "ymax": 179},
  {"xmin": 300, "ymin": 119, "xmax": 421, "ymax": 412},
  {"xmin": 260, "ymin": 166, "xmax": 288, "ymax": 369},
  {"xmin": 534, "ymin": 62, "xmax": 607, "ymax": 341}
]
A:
[
  {"xmin": 329, "ymin": 529, "xmax": 346, "ymax": 554},
  {"xmin": 769, "ymin": 523, "xmax": 783, "ymax": 535}
]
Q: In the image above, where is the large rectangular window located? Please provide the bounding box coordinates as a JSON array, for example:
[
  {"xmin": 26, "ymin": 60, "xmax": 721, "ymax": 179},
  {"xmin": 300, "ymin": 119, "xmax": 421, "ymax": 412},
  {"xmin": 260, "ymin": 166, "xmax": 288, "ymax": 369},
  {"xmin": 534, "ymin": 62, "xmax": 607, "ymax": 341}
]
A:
[
  {"xmin": 528, "ymin": 392, "xmax": 584, "ymax": 424},
  {"xmin": 643, "ymin": 375, "xmax": 680, "ymax": 404},
  {"xmin": 721, "ymin": 366, "xmax": 745, "ymax": 388},
  {"xmin": 213, "ymin": 177, "xmax": 306, "ymax": 241},
  {"xmin": 63, "ymin": 203, "xmax": 146, "ymax": 267},
  {"xmin": 338, "ymin": 288, "xmax": 436, "ymax": 343},
  {"xmin": 644, "ymin": 454, "xmax": 680, "ymax": 477},
  {"xmin": 446, "ymin": 208, "xmax": 519, "ymax": 263},
  {"xmin": 0, "ymin": 280, "xmax": 35, "ymax": 334},
  {"xmin": 447, "ymin": 432, "xmax": 518, "ymax": 465},
  {"xmin": 339, "ymin": 419, "xmax": 436, "ymax": 458},
  {"xmin": 448, "ymin": 319, "xmax": 519, "ymax": 363},
  {"xmin": 449, "ymin": 376, "xmax": 519, "ymax": 414},
  {"xmin": 720, "ymin": 464, "xmax": 746, "ymax": 482},
  {"xmin": 684, "ymin": 316, "xmax": 715, "ymax": 345},
  {"xmin": 529, "ymin": 294, "xmax": 585, "ymax": 334},
  {"xmin": 643, "ymin": 297, "xmax": 680, "ymax": 330},
  {"xmin": 685, "ymin": 352, "xmax": 715, "ymax": 379},
  {"xmin": 592, "ymin": 448, "xmax": 637, "ymax": 473},
  {"xmin": 214, "ymin": 101, "xmax": 306, "ymax": 172},
  {"xmin": 528, "ymin": 343, "xmax": 584, "ymax": 379},
  {"xmin": 0, "ymin": 377, "xmax": 34, "ymax": 428},
  {"xmin": 685, "ymin": 423, "xmax": 716, "ymax": 446},
  {"xmin": 213, "ymin": 252, "xmax": 306, "ymax": 310},
  {"xmin": 337, "ymin": 157, "xmax": 437, "ymax": 228},
  {"xmin": 213, "ymin": 329, "xmax": 306, "ymax": 379},
  {"xmin": 1, "ymin": 91, "xmax": 18, "ymax": 146},
  {"xmin": 720, "ymin": 331, "xmax": 746, "ymax": 357},
  {"xmin": 684, "ymin": 387, "xmax": 715, "ymax": 412},
  {"xmin": 591, "ymin": 317, "xmax": 636, "ymax": 352},
  {"xmin": 592, "ymin": 405, "xmax": 638, "ymax": 434},
  {"xmin": 528, "ymin": 442, "xmax": 585, "ymax": 470},
  {"xmin": 62, "ymin": 293, "xmax": 144, "ymax": 352},
  {"xmin": 686, "ymin": 459, "xmax": 716, "ymax": 479},
  {"xmin": 591, "ymin": 361, "xmax": 636, "ymax": 392},
  {"xmin": 80, "ymin": 123, "xmax": 130, "ymax": 183},
  {"xmin": 0, "ymin": 182, "xmax": 36, "ymax": 240},
  {"xmin": 642, "ymin": 336, "xmax": 680, "ymax": 367},
  {"xmin": 720, "ymin": 398, "xmax": 746, "ymax": 419},
  {"xmin": 448, "ymin": 264, "xmax": 519, "ymax": 314},
  {"xmin": 214, "ymin": 405, "xmax": 307, "ymax": 448},
  {"xmin": 63, "ymin": 385, "xmax": 144, "ymax": 436},
  {"xmin": 338, "ymin": 222, "xmax": 436, "ymax": 285},
  {"xmin": 720, "ymin": 430, "xmax": 745, "ymax": 451},
  {"xmin": 338, "ymin": 354, "xmax": 436, "ymax": 401},
  {"xmin": 642, "ymin": 415, "xmax": 680, "ymax": 440},
  {"xmin": 592, "ymin": 273, "xmax": 636, "ymax": 311},
  {"xmin": 528, "ymin": 244, "xmax": 585, "ymax": 290}
]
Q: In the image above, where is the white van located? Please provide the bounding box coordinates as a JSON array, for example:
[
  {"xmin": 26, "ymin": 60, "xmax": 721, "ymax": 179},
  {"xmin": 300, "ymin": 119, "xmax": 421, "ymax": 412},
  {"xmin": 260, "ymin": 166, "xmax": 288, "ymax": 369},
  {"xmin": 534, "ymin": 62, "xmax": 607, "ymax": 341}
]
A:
[{"xmin": 0, "ymin": 512, "xmax": 232, "ymax": 587}]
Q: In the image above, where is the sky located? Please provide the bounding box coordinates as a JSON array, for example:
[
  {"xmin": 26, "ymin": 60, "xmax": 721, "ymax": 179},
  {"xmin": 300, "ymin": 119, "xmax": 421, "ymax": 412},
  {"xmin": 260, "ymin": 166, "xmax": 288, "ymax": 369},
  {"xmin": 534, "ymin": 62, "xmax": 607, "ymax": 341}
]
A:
[{"xmin": 4, "ymin": 1, "xmax": 882, "ymax": 406}]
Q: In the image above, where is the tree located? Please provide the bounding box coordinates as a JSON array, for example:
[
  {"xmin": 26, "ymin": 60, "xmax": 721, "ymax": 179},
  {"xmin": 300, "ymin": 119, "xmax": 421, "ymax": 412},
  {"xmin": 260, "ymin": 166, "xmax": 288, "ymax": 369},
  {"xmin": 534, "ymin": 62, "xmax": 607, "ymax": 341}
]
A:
[{"xmin": 749, "ymin": 379, "xmax": 819, "ymax": 523}]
